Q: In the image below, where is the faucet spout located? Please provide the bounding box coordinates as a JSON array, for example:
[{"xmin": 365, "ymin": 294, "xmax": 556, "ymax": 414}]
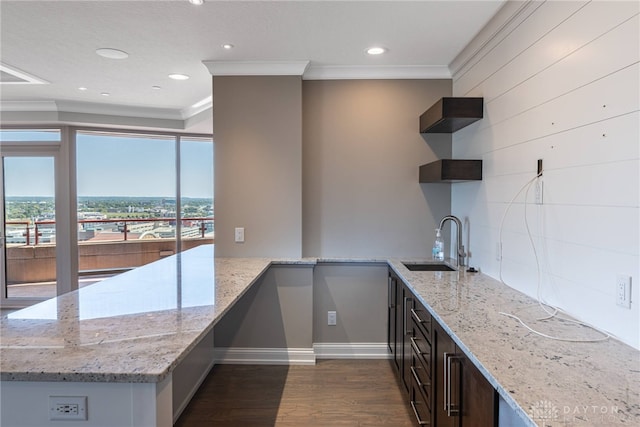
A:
[{"xmin": 438, "ymin": 215, "xmax": 466, "ymax": 267}]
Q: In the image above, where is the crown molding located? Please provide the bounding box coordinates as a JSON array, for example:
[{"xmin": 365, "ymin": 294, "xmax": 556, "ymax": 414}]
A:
[
  {"xmin": 449, "ymin": 0, "xmax": 540, "ymax": 81},
  {"xmin": 56, "ymin": 100, "xmax": 183, "ymax": 120},
  {"xmin": 0, "ymin": 100, "xmax": 58, "ymax": 112},
  {"xmin": 181, "ymin": 95, "xmax": 212, "ymax": 119},
  {"xmin": 0, "ymin": 63, "xmax": 49, "ymax": 85},
  {"xmin": 303, "ymin": 65, "xmax": 451, "ymax": 80},
  {"xmin": 203, "ymin": 60, "xmax": 310, "ymax": 76},
  {"xmin": 0, "ymin": 100, "xmax": 212, "ymax": 133}
]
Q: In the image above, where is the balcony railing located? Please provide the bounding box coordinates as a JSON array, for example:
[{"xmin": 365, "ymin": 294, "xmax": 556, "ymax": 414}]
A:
[{"xmin": 5, "ymin": 217, "xmax": 214, "ymax": 246}]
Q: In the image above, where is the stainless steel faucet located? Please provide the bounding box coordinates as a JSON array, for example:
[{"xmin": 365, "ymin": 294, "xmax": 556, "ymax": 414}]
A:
[{"xmin": 438, "ymin": 215, "xmax": 466, "ymax": 267}]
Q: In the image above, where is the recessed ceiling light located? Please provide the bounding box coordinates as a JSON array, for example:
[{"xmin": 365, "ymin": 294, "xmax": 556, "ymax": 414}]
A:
[
  {"xmin": 222, "ymin": 44, "xmax": 234, "ymax": 50},
  {"xmin": 152, "ymin": 85, "xmax": 162, "ymax": 90},
  {"xmin": 96, "ymin": 48, "xmax": 129, "ymax": 59},
  {"xmin": 188, "ymin": 0, "xmax": 204, "ymax": 5},
  {"xmin": 168, "ymin": 73, "xmax": 190, "ymax": 80},
  {"xmin": 78, "ymin": 87, "xmax": 87, "ymax": 91},
  {"xmin": 100, "ymin": 92, "xmax": 110, "ymax": 96},
  {"xmin": 366, "ymin": 46, "xmax": 386, "ymax": 55}
]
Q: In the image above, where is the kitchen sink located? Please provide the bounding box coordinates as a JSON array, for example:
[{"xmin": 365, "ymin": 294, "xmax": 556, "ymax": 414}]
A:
[{"xmin": 402, "ymin": 262, "xmax": 456, "ymax": 272}]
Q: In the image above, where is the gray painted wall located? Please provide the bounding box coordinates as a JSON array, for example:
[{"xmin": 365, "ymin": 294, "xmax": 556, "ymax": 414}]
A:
[
  {"xmin": 214, "ymin": 265, "xmax": 313, "ymax": 348},
  {"xmin": 212, "ymin": 77, "xmax": 454, "ymax": 259},
  {"xmin": 213, "ymin": 75, "xmax": 303, "ymax": 258},
  {"xmin": 312, "ymin": 263, "xmax": 388, "ymax": 344},
  {"xmin": 302, "ymin": 79, "xmax": 453, "ymax": 258},
  {"xmin": 214, "ymin": 263, "xmax": 388, "ymax": 350}
]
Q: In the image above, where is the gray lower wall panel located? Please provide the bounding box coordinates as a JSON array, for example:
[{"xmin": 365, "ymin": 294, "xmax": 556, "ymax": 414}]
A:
[
  {"xmin": 312, "ymin": 263, "xmax": 387, "ymax": 344},
  {"xmin": 214, "ymin": 265, "xmax": 313, "ymax": 349}
]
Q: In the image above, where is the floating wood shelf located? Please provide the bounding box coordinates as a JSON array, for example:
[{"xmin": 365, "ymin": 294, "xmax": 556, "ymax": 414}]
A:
[
  {"xmin": 419, "ymin": 97, "xmax": 484, "ymax": 133},
  {"xmin": 419, "ymin": 159, "xmax": 483, "ymax": 183}
]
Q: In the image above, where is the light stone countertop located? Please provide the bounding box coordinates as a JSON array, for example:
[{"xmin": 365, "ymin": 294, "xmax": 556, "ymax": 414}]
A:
[
  {"xmin": 0, "ymin": 245, "xmax": 273, "ymax": 383},
  {"xmin": 387, "ymin": 259, "xmax": 640, "ymax": 427},
  {"xmin": 1, "ymin": 248, "xmax": 638, "ymax": 426}
]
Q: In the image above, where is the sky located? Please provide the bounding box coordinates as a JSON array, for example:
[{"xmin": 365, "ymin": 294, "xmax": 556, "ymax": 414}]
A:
[{"xmin": 2, "ymin": 131, "xmax": 214, "ymax": 199}]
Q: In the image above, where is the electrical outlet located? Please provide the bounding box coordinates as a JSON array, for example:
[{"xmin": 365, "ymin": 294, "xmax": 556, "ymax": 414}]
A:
[
  {"xmin": 234, "ymin": 227, "xmax": 244, "ymax": 243},
  {"xmin": 327, "ymin": 311, "xmax": 337, "ymax": 326},
  {"xmin": 49, "ymin": 396, "xmax": 87, "ymax": 421},
  {"xmin": 495, "ymin": 242, "xmax": 501, "ymax": 262},
  {"xmin": 616, "ymin": 275, "xmax": 632, "ymax": 309}
]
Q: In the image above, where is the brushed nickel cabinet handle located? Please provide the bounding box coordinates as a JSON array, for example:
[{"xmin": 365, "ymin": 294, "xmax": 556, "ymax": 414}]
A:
[
  {"xmin": 411, "ymin": 308, "xmax": 429, "ymax": 324},
  {"xmin": 447, "ymin": 355, "xmax": 462, "ymax": 416},
  {"xmin": 410, "ymin": 365, "xmax": 430, "ymax": 389},
  {"xmin": 410, "ymin": 400, "xmax": 430, "ymax": 425},
  {"xmin": 410, "ymin": 336, "xmax": 424, "ymax": 356},
  {"xmin": 443, "ymin": 352, "xmax": 450, "ymax": 413},
  {"xmin": 403, "ymin": 296, "xmax": 412, "ymax": 335}
]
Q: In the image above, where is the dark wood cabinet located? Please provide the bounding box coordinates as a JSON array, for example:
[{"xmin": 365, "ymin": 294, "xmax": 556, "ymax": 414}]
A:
[
  {"xmin": 433, "ymin": 321, "xmax": 459, "ymax": 427},
  {"xmin": 433, "ymin": 322, "xmax": 497, "ymax": 427},
  {"xmin": 409, "ymin": 298, "xmax": 433, "ymax": 425},
  {"xmin": 389, "ymin": 269, "xmax": 496, "ymax": 426},
  {"xmin": 388, "ymin": 271, "xmax": 413, "ymax": 395},
  {"xmin": 402, "ymin": 288, "xmax": 413, "ymax": 394},
  {"xmin": 460, "ymin": 355, "xmax": 497, "ymax": 427},
  {"xmin": 388, "ymin": 273, "xmax": 397, "ymax": 361}
]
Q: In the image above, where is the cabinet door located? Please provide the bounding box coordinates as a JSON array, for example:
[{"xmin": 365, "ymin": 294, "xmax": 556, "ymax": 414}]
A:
[
  {"xmin": 459, "ymin": 356, "xmax": 497, "ymax": 427},
  {"xmin": 433, "ymin": 321, "xmax": 497, "ymax": 427},
  {"xmin": 388, "ymin": 273, "xmax": 396, "ymax": 357},
  {"xmin": 394, "ymin": 274, "xmax": 404, "ymax": 373},
  {"xmin": 433, "ymin": 322, "xmax": 458, "ymax": 427},
  {"xmin": 402, "ymin": 287, "xmax": 413, "ymax": 394}
]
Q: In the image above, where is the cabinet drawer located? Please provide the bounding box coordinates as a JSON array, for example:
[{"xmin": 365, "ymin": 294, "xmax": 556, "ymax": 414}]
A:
[
  {"xmin": 411, "ymin": 351, "xmax": 431, "ymax": 405},
  {"xmin": 410, "ymin": 371, "xmax": 431, "ymax": 425},
  {"xmin": 410, "ymin": 326, "xmax": 432, "ymax": 373},
  {"xmin": 411, "ymin": 303, "xmax": 431, "ymax": 343}
]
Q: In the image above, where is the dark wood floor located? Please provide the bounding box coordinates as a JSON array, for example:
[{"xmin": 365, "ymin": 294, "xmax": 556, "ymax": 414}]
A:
[{"xmin": 174, "ymin": 359, "xmax": 415, "ymax": 427}]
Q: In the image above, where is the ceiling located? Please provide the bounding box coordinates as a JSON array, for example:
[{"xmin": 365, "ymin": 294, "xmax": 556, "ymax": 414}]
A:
[{"xmin": 0, "ymin": 0, "xmax": 505, "ymax": 133}]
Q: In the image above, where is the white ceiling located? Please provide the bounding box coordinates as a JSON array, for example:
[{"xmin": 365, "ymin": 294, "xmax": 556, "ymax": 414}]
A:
[{"xmin": 0, "ymin": 0, "xmax": 505, "ymax": 133}]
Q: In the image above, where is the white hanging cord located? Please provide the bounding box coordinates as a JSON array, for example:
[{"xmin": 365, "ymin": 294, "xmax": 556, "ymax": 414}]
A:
[{"xmin": 497, "ymin": 173, "xmax": 610, "ymax": 343}]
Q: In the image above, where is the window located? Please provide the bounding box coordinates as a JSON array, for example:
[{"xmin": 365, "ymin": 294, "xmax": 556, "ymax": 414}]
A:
[
  {"xmin": 0, "ymin": 127, "xmax": 213, "ymax": 306},
  {"xmin": 76, "ymin": 130, "xmax": 213, "ymax": 283}
]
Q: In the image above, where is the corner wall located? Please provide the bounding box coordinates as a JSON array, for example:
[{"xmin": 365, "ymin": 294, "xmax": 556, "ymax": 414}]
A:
[
  {"xmin": 213, "ymin": 76, "xmax": 303, "ymax": 258},
  {"xmin": 451, "ymin": 1, "xmax": 639, "ymax": 347}
]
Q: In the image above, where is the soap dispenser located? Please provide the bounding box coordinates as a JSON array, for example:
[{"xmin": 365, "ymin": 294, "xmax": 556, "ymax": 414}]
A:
[{"xmin": 432, "ymin": 228, "xmax": 444, "ymax": 261}]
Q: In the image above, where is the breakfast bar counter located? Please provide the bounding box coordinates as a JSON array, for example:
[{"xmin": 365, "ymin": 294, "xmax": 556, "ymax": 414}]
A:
[{"xmin": 1, "ymin": 246, "xmax": 639, "ymax": 426}]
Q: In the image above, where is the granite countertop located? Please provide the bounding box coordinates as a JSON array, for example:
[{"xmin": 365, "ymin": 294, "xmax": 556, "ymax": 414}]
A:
[
  {"xmin": 1, "ymin": 248, "xmax": 638, "ymax": 426},
  {"xmin": 0, "ymin": 245, "xmax": 274, "ymax": 383},
  {"xmin": 387, "ymin": 259, "xmax": 640, "ymax": 427}
]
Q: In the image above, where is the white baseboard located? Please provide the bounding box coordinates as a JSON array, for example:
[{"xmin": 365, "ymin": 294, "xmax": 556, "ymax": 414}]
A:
[
  {"xmin": 214, "ymin": 347, "xmax": 316, "ymax": 365},
  {"xmin": 313, "ymin": 343, "xmax": 391, "ymax": 359}
]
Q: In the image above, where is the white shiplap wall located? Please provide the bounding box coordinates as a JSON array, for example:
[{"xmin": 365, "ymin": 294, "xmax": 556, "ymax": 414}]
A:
[{"xmin": 451, "ymin": 0, "xmax": 639, "ymax": 348}]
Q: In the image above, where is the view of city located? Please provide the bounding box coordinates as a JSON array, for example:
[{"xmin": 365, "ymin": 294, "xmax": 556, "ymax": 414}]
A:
[{"xmin": 5, "ymin": 196, "xmax": 214, "ymax": 245}]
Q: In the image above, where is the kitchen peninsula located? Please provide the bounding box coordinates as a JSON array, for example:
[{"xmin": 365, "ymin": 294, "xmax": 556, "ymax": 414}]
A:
[{"xmin": 1, "ymin": 245, "xmax": 638, "ymax": 426}]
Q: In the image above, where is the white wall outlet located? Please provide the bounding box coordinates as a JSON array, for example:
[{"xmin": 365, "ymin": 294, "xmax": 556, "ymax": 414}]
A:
[
  {"xmin": 495, "ymin": 242, "xmax": 502, "ymax": 262},
  {"xmin": 535, "ymin": 179, "xmax": 543, "ymax": 205},
  {"xmin": 234, "ymin": 227, "xmax": 244, "ymax": 243},
  {"xmin": 327, "ymin": 311, "xmax": 337, "ymax": 326},
  {"xmin": 49, "ymin": 396, "xmax": 87, "ymax": 421},
  {"xmin": 616, "ymin": 275, "xmax": 632, "ymax": 309}
]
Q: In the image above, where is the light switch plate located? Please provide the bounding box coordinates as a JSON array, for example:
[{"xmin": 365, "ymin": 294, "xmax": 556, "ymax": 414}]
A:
[
  {"xmin": 327, "ymin": 311, "xmax": 337, "ymax": 326},
  {"xmin": 234, "ymin": 227, "xmax": 244, "ymax": 243}
]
